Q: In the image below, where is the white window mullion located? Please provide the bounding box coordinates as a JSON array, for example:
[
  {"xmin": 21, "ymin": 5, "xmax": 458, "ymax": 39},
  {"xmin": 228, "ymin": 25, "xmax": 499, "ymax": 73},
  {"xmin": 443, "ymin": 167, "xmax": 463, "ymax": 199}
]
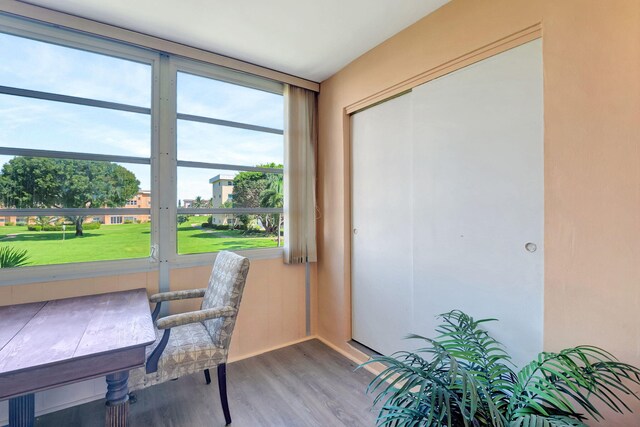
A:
[
  {"xmin": 149, "ymin": 52, "xmax": 162, "ymax": 268},
  {"xmin": 156, "ymin": 54, "xmax": 177, "ymax": 294}
]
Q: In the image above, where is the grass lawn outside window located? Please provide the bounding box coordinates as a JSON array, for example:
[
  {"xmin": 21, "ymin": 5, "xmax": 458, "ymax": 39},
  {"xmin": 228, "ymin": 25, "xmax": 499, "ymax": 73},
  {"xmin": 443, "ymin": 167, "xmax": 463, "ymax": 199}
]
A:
[{"xmin": 0, "ymin": 216, "xmax": 278, "ymax": 267}]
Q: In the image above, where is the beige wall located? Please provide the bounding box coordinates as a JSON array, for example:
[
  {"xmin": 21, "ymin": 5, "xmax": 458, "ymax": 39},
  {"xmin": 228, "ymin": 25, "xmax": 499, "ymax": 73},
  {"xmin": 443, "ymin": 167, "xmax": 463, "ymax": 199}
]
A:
[
  {"xmin": 317, "ymin": 0, "xmax": 640, "ymax": 424},
  {"xmin": 0, "ymin": 271, "xmax": 159, "ymax": 304},
  {"xmin": 0, "ymin": 258, "xmax": 314, "ymax": 362},
  {"xmin": 169, "ymin": 259, "xmax": 315, "ymax": 361}
]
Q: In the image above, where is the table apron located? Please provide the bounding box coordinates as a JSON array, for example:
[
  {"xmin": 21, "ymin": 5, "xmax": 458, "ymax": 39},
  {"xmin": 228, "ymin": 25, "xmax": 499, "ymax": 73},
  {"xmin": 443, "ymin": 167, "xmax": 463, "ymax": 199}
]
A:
[{"xmin": 0, "ymin": 346, "xmax": 145, "ymax": 401}]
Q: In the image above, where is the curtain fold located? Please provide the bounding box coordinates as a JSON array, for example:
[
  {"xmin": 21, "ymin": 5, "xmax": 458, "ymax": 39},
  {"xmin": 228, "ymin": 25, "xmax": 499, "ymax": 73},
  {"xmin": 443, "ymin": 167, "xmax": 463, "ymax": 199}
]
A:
[{"xmin": 283, "ymin": 85, "xmax": 318, "ymax": 264}]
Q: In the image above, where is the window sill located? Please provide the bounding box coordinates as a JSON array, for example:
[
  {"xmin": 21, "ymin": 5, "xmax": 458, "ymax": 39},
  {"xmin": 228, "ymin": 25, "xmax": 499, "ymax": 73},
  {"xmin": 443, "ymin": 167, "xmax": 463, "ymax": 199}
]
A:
[
  {"xmin": 0, "ymin": 248, "xmax": 283, "ymax": 287},
  {"xmin": 171, "ymin": 247, "xmax": 284, "ymax": 269},
  {"xmin": 0, "ymin": 258, "xmax": 157, "ymax": 287}
]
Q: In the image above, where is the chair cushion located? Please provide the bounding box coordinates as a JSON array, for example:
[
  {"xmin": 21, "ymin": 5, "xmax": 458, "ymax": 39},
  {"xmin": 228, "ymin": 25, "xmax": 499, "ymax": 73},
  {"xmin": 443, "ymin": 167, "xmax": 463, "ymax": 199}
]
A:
[
  {"xmin": 201, "ymin": 251, "xmax": 250, "ymax": 347},
  {"xmin": 128, "ymin": 322, "xmax": 228, "ymax": 391}
]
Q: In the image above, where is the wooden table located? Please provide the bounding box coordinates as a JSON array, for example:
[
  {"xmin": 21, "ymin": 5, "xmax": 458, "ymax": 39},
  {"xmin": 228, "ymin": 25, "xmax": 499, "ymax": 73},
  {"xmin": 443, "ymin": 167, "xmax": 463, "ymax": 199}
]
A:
[{"xmin": 0, "ymin": 288, "xmax": 156, "ymax": 427}]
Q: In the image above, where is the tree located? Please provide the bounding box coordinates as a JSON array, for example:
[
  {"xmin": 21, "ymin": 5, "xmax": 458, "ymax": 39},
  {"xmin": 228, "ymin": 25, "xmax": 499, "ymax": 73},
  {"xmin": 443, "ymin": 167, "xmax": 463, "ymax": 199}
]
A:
[
  {"xmin": 0, "ymin": 157, "xmax": 140, "ymax": 236},
  {"xmin": 192, "ymin": 196, "xmax": 212, "ymax": 209},
  {"xmin": 221, "ymin": 199, "xmax": 237, "ymax": 229},
  {"xmin": 35, "ymin": 216, "xmax": 57, "ymax": 230},
  {"xmin": 260, "ymin": 173, "xmax": 284, "ymax": 245},
  {"xmin": 231, "ymin": 163, "xmax": 283, "ymax": 234},
  {"xmin": 192, "ymin": 196, "xmax": 205, "ymax": 208}
]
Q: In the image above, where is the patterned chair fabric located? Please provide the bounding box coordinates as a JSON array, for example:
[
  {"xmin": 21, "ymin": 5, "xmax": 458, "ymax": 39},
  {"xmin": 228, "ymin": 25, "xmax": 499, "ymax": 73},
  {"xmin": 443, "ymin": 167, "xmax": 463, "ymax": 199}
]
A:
[{"xmin": 129, "ymin": 251, "xmax": 250, "ymax": 391}]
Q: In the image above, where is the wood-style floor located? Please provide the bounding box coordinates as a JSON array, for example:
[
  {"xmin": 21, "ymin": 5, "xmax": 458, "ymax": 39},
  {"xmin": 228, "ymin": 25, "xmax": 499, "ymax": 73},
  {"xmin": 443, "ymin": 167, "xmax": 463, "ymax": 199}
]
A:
[{"xmin": 37, "ymin": 339, "xmax": 379, "ymax": 427}]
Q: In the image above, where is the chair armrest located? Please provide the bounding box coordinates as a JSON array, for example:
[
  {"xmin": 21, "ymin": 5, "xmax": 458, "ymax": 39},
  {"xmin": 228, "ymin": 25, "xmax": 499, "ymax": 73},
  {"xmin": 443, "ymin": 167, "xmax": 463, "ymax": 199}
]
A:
[
  {"xmin": 149, "ymin": 288, "xmax": 207, "ymax": 303},
  {"xmin": 156, "ymin": 306, "xmax": 237, "ymax": 330}
]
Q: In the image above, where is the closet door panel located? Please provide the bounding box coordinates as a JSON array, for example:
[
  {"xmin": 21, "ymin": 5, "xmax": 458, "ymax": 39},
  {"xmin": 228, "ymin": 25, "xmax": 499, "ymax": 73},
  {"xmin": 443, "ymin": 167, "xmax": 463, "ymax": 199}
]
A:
[
  {"xmin": 351, "ymin": 93, "xmax": 414, "ymax": 356},
  {"xmin": 411, "ymin": 40, "xmax": 544, "ymax": 367}
]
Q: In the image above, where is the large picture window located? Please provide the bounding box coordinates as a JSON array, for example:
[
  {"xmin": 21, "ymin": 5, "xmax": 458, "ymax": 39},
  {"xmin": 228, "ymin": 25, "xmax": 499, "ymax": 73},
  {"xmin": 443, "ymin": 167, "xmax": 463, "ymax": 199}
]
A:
[
  {"xmin": 0, "ymin": 14, "xmax": 285, "ymax": 277},
  {"xmin": 0, "ymin": 24, "xmax": 154, "ymax": 268},
  {"xmin": 175, "ymin": 67, "xmax": 284, "ymax": 256}
]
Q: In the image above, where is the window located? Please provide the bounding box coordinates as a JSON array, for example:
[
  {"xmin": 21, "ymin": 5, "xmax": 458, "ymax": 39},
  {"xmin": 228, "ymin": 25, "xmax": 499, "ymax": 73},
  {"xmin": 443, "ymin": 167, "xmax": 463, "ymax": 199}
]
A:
[
  {"xmin": 0, "ymin": 20, "xmax": 153, "ymax": 268},
  {"xmin": 175, "ymin": 65, "xmax": 284, "ymax": 256},
  {"xmin": 0, "ymin": 14, "xmax": 285, "ymax": 277},
  {"xmin": 110, "ymin": 216, "xmax": 123, "ymax": 225}
]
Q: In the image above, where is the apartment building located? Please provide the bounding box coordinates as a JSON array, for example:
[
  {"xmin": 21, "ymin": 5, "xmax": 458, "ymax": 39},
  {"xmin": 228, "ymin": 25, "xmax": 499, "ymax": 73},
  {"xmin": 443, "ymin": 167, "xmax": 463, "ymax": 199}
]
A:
[{"xmin": 209, "ymin": 174, "xmax": 235, "ymax": 225}]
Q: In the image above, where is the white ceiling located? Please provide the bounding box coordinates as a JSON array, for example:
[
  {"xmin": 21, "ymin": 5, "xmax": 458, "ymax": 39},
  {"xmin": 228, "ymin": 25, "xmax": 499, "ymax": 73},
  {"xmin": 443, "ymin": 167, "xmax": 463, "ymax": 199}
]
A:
[{"xmin": 22, "ymin": 0, "xmax": 450, "ymax": 83}]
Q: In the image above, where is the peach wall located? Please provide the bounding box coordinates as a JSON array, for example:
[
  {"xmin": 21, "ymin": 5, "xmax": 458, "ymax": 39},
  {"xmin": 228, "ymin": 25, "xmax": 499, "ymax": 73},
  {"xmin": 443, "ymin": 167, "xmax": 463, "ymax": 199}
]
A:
[
  {"xmin": 0, "ymin": 258, "xmax": 314, "ymax": 362},
  {"xmin": 0, "ymin": 271, "xmax": 159, "ymax": 304},
  {"xmin": 317, "ymin": 0, "xmax": 640, "ymax": 424},
  {"xmin": 169, "ymin": 259, "xmax": 314, "ymax": 361}
]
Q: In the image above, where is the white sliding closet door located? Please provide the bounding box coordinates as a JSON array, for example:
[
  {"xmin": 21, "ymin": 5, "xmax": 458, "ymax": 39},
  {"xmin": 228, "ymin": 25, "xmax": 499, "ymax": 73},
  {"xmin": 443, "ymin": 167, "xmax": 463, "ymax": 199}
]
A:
[
  {"xmin": 411, "ymin": 39, "xmax": 543, "ymax": 367},
  {"xmin": 351, "ymin": 94, "xmax": 414, "ymax": 356},
  {"xmin": 351, "ymin": 39, "xmax": 543, "ymax": 365}
]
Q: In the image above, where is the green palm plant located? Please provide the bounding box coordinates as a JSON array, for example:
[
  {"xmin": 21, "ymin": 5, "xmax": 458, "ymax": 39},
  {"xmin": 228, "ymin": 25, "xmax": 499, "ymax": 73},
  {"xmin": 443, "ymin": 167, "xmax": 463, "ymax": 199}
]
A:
[
  {"xmin": 362, "ymin": 310, "xmax": 640, "ymax": 427},
  {"xmin": 260, "ymin": 173, "xmax": 284, "ymax": 245},
  {"xmin": 0, "ymin": 246, "xmax": 30, "ymax": 268}
]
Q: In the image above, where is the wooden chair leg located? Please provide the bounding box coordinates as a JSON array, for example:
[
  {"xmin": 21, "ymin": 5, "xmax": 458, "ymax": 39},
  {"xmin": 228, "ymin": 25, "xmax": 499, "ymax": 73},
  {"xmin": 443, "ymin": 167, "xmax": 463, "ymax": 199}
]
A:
[
  {"xmin": 204, "ymin": 368, "xmax": 211, "ymax": 385},
  {"xmin": 217, "ymin": 364, "xmax": 232, "ymax": 425}
]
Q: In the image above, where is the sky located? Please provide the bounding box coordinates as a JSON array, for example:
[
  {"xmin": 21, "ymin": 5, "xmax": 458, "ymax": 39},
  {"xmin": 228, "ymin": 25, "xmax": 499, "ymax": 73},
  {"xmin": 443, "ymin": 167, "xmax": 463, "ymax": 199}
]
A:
[{"xmin": 0, "ymin": 31, "xmax": 284, "ymax": 202}]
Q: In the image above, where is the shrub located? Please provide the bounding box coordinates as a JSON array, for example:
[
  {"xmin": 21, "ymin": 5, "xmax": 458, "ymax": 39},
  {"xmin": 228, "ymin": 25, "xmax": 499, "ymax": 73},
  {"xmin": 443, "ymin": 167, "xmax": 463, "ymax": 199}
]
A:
[
  {"xmin": 124, "ymin": 220, "xmax": 133, "ymax": 224},
  {"xmin": 5, "ymin": 222, "xmax": 15, "ymax": 226},
  {"xmin": 27, "ymin": 224, "xmax": 96, "ymax": 232},
  {"xmin": 201, "ymin": 222, "xmax": 213, "ymax": 228},
  {"xmin": 83, "ymin": 222, "xmax": 101, "ymax": 230}
]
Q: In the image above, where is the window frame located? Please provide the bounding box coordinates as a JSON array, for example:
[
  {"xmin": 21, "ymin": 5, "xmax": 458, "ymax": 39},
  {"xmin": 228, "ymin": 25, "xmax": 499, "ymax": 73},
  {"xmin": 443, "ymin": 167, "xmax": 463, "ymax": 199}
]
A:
[
  {"xmin": 170, "ymin": 57, "xmax": 285, "ymax": 264},
  {"xmin": 0, "ymin": 14, "xmax": 284, "ymax": 287}
]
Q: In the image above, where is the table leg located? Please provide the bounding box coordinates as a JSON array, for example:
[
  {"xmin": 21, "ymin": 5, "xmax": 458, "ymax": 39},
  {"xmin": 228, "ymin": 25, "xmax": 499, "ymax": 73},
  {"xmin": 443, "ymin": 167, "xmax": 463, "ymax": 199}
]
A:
[
  {"xmin": 105, "ymin": 371, "xmax": 129, "ymax": 427},
  {"xmin": 8, "ymin": 394, "xmax": 35, "ymax": 427}
]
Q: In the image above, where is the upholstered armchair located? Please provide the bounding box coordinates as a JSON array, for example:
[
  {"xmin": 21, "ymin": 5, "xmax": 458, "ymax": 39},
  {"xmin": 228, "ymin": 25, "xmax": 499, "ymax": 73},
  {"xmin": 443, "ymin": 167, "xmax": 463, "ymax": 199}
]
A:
[{"xmin": 129, "ymin": 251, "xmax": 250, "ymax": 425}]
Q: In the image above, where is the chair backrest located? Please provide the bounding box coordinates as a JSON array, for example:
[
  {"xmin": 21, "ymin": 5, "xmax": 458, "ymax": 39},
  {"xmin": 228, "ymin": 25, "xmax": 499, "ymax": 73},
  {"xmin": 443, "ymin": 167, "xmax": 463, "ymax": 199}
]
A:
[{"xmin": 201, "ymin": 251, "xmax": 250, "ymax": 348}]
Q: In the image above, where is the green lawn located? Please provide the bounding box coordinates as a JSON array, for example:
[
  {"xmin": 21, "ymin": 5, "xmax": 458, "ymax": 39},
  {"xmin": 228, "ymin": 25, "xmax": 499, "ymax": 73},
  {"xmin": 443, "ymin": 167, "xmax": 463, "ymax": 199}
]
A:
[
  {"xmin": 177, "ymin": 217, "xmax": 278, "ymax": 255},
  {"xmin": 0, "ymin": 218, "xmax": 278, "ymax": 267}
]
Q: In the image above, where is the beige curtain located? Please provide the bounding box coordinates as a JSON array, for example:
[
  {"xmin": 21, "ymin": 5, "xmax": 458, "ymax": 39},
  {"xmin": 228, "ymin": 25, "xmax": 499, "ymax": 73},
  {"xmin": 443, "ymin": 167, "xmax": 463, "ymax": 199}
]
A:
[{"xmin": 283, "ymin": 85, "xmax": 317, "ymax": 264}]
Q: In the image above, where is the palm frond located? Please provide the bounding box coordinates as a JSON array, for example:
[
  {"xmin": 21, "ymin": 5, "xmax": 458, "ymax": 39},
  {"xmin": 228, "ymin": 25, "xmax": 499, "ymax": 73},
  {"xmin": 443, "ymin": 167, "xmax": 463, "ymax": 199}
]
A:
[
  {"xmin": 0, "ymin": 246, "xmax": 30, "ymax": 268},
  {"xmin": 510, "ymin": 414, "xmax": 588, "ymax": 427},
  {"xmin": 361, "ymin": 310, "xmax": 640, "ymax": 426},
  {"xmin": 429, "ymin": 310, "xmax": 517, "ymax": 412},
  {"xmin": 363, "ymin": 335, "xmax": 506, "ymax": 426},
  {"xmin": 509, "ymin": 346, "xmax": 640, "ymax": 421}
]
